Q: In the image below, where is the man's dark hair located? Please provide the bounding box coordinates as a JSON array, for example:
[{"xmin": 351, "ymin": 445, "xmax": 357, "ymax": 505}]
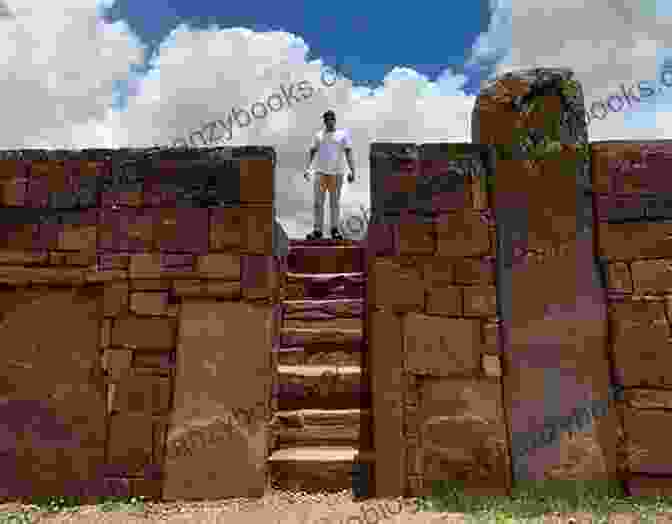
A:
[{"xmin": 323, "ymin": 110, "xmax": 336, "ymax": 120}]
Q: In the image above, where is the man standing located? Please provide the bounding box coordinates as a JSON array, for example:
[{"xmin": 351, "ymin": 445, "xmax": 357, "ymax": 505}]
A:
[{"xmin": 304, "ymin": 110, "xmax": 356, "ymax": 240}]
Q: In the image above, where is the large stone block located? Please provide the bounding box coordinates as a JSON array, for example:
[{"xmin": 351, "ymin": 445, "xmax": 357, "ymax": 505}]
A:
[
  {"xmin": 111, "ymin": 316, "xmax": 177, "ymax": 351},
  {"xmin": 435, "ymin": 210, "xmax": 489, "ymax": 257},
  {"xmin": 163, "ymin": 300, "xmax": 272, "ymax": 500},
  {"xmin": 368, "ymin": 310, "xmax": 405, "ymax": 497},
  {"xmin": 405, "ymin": 314, "xmax": 481, "ymax": 376},
  {"xmin": 416, "ymin": 379, "xmax": 509, "ymax": 495},
  {"xmin": 621, "ymin": 408, "xmax": 672, "ymax": 474},
  {"xmin": 369, "ymin": 257, "xmax": 423, "ymax": 311}
]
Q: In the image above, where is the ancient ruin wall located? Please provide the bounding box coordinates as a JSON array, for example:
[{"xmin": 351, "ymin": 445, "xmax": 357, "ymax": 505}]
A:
[{"xmin": 0, "ymin": 147, "xmax": 282, "ymax": 501}]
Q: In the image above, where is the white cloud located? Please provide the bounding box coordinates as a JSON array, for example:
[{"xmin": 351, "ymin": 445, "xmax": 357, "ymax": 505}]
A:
[{"xmin": 2, "ymin": 0, "xmax": 672, "ymax": 238}]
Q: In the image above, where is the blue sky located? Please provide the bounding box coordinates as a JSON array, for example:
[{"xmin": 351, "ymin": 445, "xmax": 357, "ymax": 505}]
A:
[
  {"xmin": 1, "ymin": 0, "xmax": 672, "ymax": 236},
  {"xmin": 103, "ymin": 0, "xmax": 494, "ymax": 106}
]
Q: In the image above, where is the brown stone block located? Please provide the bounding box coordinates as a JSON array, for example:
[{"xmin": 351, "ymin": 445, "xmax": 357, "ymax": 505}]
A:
[
  {"xmin": 419, "ymin": 379, "xmax": 508, "ymax": 491},
  {"xmin": 57, "ymin": 225, "xmax": 97, "ymax": 252},
  {"xmin": 196, "ymin": 253, "xmax": 241, "ymax": 280},
  {"xmin": 209, "ymin": 207, "xmax": 242, "ymax": 251},
  {"xmin": 65, "ymin": 251, "xmax": 97, "ymax": 266},
  {"xmin": 130, "ymin": 478, "xmax": 163, "ymax": 500},
  {"xmin": 240, "ymin": 204, "xmax": 273, "ymax": 255},
  {"xmin": 607, "ymin": 262, "xmax": 633, "ymax": 294},
  {"xmin": 97, "ymin": 253, "xmax": 130, "ymax": 270},
  {"xmin": 131, "ymin": 278, "xmax": 172, "ymax": 291},
  {"xmin": 425, "ymin": 286, "xmax": 462, "ymax": 316},
  {"xmin": 172, "ymin": 279, "xmax": 242, "ymax": 299},
  {"xmin": 612, "ymin": 326, "xmax": 672, "ymax": 387},
  {"xmin": 622, "ymin": 408, "xmax": 672, "ymax": 474},
  {"xmin": 454, "ymin": 257, "xmax": 495, "ymax": 285},
  {"xmin": 463, "ymin": 285, "xmax": 497, "ymax": 317},
  {"xmin": 164, "ymin": 300, "xmax": 271, "ymax": 500},
  {"xmin": 107, "ymin": 414, "xmax": 154, "ymax": 476},
  {"xmin": 133, "ymin": 351, "xmax": 173, "ymax": 370},
  {"xmin": 421, "ymin": 256, "xmax": 455, "ymax": 289},
  {"xmin": 405, "ymin": 313, "xmax": 480, "ymax": 376},
  {"xmin": 112, "ymin": 373, "xmax": 171, "ymax": 414},
  {"xmin": 369, "ymin": 257, "xmax": 423, "ymax": 311},
  {"xmin": 102, "ymin": 348, "xmax": 133, "ymax": 380},
  {"xmin": 0, "ymin": 176, "xmax": 27, "ymax": 206},
  {"xmin": 130, "ymin": 292, "xmax": 170, "ymax": 316},
  {"xmin": 100, "ymin": 318, "xmax": 111, "ymax": 348},
  {"xmin": 623, "ymin": 388, "xmax": 672, "ymax": 410},
  {"xmin": 112, "ymin": 316, "xmax": 177, "ymax": 351},
  {"xmin": 153, "ymin": 421, "xmax": 168, "ymax": 465},
  {"xmin": 397, "ymin": 223, "xmax": 435, "ymax": 255},
  {"xmin": 369, "ymin": 310, "xmax": 405, "ymax": 497},
  {"xmin": 0, "ymin": 250, "xmax": 47, "ymax": 265},
  {"xmin": 627, "ymin": 476, "xmax": 672, "ymax": 497},
  {"xmin": 599, "ymin": 222, "xmax": 672, "ymax": 261},
  {"xmin": 240, "ymin": 158, "xmax": 274, "ymax": 203},
  {"xmin": 435, "ymin": 210, "xmax": 489, "ymax": 257},
  {"xmin": 481, "ymin": 354, "xmax": 502, "ymax": 378},
  {"xmin": 0, "ymin": 224, "xmax": 39, "ymax": 250},
  {"xmin": 631, "ymin": 259, "xmax": 672, "ymax": 294},
  {"xmin": 103, "ymin": 280, "xmax": 129, "ymax": 317},
  {"xmin": 481, "ymin": 319, "xmax": 501, "ymax": 353}
]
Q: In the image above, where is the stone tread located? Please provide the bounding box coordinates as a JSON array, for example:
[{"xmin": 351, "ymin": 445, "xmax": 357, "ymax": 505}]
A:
[
  {"xmin": 278, "ymin": 365, "xmax": 361, "ymax": 376},
  {"xmin": 267, "ymin": 446, "xmax": 359, "ymax": 462}
]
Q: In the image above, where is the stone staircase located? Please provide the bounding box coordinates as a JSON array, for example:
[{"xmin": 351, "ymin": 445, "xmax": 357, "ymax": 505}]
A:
[{"xmin": 267, "ymin": 239, "xmax": 371, "ymax": 493}]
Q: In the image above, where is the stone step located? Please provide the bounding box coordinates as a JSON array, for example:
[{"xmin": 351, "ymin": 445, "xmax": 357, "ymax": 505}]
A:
[
  {"xmin": 283, "ymin": 272, "xmax": 365, "ymax": 301},
  {"xmin": 267, "ymin": 445, "xmax": 358, "ymax": 492},
  {"xmin": 282, "ymin": 299, "xmax": 364, "ymax": 321},
  {"xmin": 287, "ymin": 245, "xmax": 365, "ymax": 274},
  {"xmin": 280, "ymin": 327, "xmax": 363, "ymax": 347},
  {"xmin": 270, "ymin": 409, "xmax": 370, "ymax": 449},
  {"xmin": 289, "ymin": 239, "xmax": 362, "ymax": 247},
  {"xmin": 275, "ymin": 343, "xmax": 364, "ymax": 367},
  {"xmin": 274, "ymin": 364, "xmax": 369, "ymax": 411}
]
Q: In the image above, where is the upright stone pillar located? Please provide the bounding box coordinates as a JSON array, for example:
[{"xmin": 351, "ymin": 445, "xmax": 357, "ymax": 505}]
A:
[{"xmin": 472, "ymin": 69, "xmax": 620, "ymax": 492}]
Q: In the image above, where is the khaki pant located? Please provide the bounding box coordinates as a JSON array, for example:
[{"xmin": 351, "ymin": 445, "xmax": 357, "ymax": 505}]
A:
[{"xmin": 313, "ymin": 172, "xmax": 344, "ymax": 233}]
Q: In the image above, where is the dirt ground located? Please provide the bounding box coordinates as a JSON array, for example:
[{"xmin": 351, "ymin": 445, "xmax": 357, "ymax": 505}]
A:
[{"xmin": 0, "ymin": 490, "xmax": 450, "ymax": 524}]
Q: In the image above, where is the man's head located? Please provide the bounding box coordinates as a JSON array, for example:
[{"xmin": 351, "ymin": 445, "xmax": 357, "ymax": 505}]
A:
[{"xmin": 323, "ymin": 110, "xmax": 336, "ymax": 131}]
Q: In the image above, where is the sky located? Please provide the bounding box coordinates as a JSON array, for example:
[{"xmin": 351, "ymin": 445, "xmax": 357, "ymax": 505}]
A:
[{"xmin": 0, "ymin": 0, "xmax": 671, "ymax": 238}]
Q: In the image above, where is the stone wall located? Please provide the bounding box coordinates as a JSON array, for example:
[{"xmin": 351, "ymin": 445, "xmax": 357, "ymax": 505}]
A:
[
  {"xmin": 0, "ymin": 147, "xmax": 283, "ymax": 501},
  {"xmin": 364, "ymin": 70, "xmax": 672, "ymax": 498},
  {"xmin": 365, "ymin": 143, "xmax": 509, "ymax": 497},
  {"xmin": 593, "ymin": 140, "xmax": 672, "ymax": 496}
]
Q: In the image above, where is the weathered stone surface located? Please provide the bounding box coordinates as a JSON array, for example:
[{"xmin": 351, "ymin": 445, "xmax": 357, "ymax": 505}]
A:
[
  {"xmin": 369, "ymin": 258, "xmax": 423, "ymax": 310},
  {"xmin": 285, "ymin": 272, "xmax": 365, "ymax": 301},
  {"xmin": 276, "ymin": 343, "xmax": 363, "ymax": 367},
  {"xmin": 287, "ymin": 245, "xmax": 365, "ymax": 274},
  {"xmin": 163, "ymin": 300, "xmax": 272, "ymax": 500},
  {"xmin": 111, "ymin": 316, "xmax": 177, "ymax": 351},
  {"xmin": 631, "ymin": 259, "xmax": 672, "ymax": 294},
  {"xmin": 275, "ymin": 365, "xmax": 366, "ymax": 411},
  {"xmin": 267, "ymin": 446, "xmax": 357, "ymax": 492},
  {"xmin": 618, "ymin": 388, "xmax": 672, "ymax": 411},
  {"xmin": 369, "ymin": 310, "xmax": 405, "ymax": 497},
  {"xmin": 609, "ymin": 300, "xmax": 672, "ymax": 387},
  {"xmin": 405, "ymin": 314, "xmax": 481, "ymax": 377},
  {"xmin": 621, "ymin": 408, "xmax": 672, "ymax": 474},
  {"xmin": 282, "ymin": 299, "xmax": 364, "ymax": 321},
  {"xmin": 599, "ymin": 222, "xmax": 672, "ymax": 261},
  {"xmin": 270, "ymin": 409, "xmax": 367, "ymax": 448},
  {"xmin": 416, "ymin": 379, "xmax": 509, "ymax": 496},
  {"xmin": 280, "ymin": 327, "xmax": 363, "ymax": 347},
  {"xmin": 0, "ymin": 287, "xmax": 106, "ymax": 497}
]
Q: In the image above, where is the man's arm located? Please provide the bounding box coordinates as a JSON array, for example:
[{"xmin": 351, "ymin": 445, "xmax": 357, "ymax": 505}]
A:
[
  {"xmin": 343, "ymin": 131, "xmax": 355, "ymax": 178},
  {"xmin": 344, "ymin": 148, "xmax": 355, "ymax": 178},
  {"xmin": 306, "ymin": 147, "xmax": 317, "ymax": 171}
]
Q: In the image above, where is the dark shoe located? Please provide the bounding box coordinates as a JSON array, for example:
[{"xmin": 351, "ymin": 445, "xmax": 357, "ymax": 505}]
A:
[
  {"xmin": 331, "ymin": 228, "xmax": 344, "ymax": 240},
  {"xmin": 306, "ymin": 230, "xmax": 323, "ymax": 240}
]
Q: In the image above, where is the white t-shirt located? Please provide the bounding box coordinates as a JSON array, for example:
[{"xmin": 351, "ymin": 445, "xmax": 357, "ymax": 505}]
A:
[{"xmin": 310, "ymin": 128, "xmax": 352, "ymax": 175}]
